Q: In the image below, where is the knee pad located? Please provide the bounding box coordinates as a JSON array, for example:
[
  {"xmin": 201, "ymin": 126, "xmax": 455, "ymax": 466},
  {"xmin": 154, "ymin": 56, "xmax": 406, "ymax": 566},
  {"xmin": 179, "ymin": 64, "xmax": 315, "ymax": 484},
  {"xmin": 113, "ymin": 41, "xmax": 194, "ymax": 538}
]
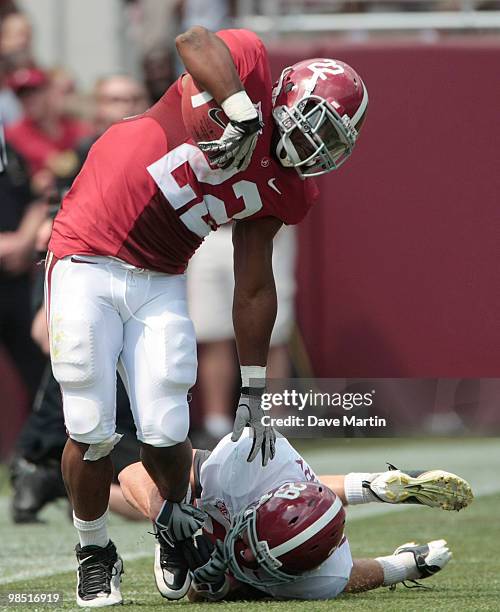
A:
[
  {"xmin": 63, "ymin": 392, "xmax": 115, "ymax": 445},
  {"xmin": 140, "ymin": 399, "xmax": 190, "ymax": 447},
  {"xmin": 83, "ymin": 433, "xmax": 123, "ymax": 461}
]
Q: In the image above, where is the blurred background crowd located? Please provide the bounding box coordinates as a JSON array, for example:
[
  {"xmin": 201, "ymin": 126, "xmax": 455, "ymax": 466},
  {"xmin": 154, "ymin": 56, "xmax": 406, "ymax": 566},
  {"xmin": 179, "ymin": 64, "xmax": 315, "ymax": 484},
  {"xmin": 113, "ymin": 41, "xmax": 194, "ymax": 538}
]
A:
[{"xmin": 1, "ymin": 0, "xmax": 499, "ymax": 523}]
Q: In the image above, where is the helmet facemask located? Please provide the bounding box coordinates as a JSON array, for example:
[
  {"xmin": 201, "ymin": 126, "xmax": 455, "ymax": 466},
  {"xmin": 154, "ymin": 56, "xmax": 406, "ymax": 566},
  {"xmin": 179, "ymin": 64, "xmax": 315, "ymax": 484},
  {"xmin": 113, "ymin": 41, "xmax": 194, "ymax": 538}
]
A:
[
  {"xmin": 274, "ymin": 95, "xmax": 360, "ymax": 178},
  {"xmin": 224, "ymin": 507, "xmax": 298, "ymax": 589}
]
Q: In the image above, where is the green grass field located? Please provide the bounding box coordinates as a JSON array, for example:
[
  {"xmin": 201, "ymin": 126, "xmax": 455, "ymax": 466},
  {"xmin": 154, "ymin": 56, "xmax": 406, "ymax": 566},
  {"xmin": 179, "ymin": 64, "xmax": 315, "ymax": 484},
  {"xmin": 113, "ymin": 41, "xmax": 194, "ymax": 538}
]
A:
[{"xmin": 1, "ymin": 438, "xmax": 499, "ymax": 611}]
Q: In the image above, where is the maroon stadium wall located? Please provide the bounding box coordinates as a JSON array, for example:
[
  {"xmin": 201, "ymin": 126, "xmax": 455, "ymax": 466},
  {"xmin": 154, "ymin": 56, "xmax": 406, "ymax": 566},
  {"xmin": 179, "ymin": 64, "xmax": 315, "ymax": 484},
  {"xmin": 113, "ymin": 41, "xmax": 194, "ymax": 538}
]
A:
[{"xmin": 267, "ymin": 38, "xmax": 500, "ymax": 378}]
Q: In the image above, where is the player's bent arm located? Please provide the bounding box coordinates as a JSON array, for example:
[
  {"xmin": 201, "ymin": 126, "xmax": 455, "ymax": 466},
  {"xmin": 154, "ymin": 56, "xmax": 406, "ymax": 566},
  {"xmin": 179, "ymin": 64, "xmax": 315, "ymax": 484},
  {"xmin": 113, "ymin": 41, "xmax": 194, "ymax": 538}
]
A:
[
  {"xmin": 232, "ymin": 217, "xmax": 282, "ymax": 367},
  {"xmin": 319, "ymin": 475, "xmax": 348, "ymax": 505},
  {"xmin": 176, "ymin": 26, "xmax": 243, "ymax": 106},
  {"xmin": 118, "ymin": 450, "xmax": 198, "ymax": 520}
]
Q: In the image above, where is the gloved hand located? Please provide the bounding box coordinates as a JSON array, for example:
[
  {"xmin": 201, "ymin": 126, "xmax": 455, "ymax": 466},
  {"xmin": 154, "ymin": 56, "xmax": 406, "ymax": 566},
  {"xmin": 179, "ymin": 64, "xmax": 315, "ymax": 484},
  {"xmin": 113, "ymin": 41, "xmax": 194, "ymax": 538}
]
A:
[
  {"xmin": 181, "ymin": 533, "xmax": 214, "ymax": 571},
  {"xmin": 190, "ymin": 575, "xmax": 230, "ymax": 601},
  {"xmin": 232, "ymin": 387, "xmax": 276, "ymax": 466},
  {"xmin": 198, "ymin": 90, "xmax": 263, "ymax": 172},
  {"xmin": 193, "ymin": 539, "xmax": 228, "ymax": 584},
  {"xmin": 198, "ymin": 116, "xmax": 262, "ymax": 171},
  {"xmin": 155, "ymin": 500, "xmax": 207, "ymax": 546}
]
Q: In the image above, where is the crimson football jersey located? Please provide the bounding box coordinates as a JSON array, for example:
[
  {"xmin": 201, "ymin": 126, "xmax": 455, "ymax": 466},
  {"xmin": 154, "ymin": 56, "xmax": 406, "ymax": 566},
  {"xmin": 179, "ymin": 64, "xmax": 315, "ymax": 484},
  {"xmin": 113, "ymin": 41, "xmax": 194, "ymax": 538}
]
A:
[{"xmin": 49, "ymin": 29, "xmax": 319, "ymax": 274}]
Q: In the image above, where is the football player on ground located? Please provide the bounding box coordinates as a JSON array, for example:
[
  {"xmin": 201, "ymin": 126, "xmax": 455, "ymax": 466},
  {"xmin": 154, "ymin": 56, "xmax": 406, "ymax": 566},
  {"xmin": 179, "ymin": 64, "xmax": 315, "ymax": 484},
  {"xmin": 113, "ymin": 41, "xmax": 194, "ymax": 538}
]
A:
[
  {"xmin": 45, "ymin": 26, "xmax": 368, "ymax": 606},
  {"xmin": 119, "ymin": 432, "xmax": 473, "ymax": 602}
]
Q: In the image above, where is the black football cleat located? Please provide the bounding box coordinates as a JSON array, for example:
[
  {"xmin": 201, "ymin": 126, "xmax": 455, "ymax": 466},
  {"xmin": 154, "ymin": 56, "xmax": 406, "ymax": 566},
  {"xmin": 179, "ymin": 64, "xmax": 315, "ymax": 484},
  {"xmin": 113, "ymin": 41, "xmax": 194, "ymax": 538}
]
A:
[
  {"xmin": 75, "ymin": 540, "xmax": 123, "ymax": 607},
  {"xmin": 153, "ymin": 535, "xmax": 191, "ymax": 600}
]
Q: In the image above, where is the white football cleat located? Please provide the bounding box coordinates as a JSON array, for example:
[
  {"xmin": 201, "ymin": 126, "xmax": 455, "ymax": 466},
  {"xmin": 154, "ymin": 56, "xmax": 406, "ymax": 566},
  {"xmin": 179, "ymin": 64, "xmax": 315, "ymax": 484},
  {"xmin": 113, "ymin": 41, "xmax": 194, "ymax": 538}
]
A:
[
  {"xmin": 366, "ymin": 465, "xmax": 473, "ymax": 511},
  {"xmin": 75, "ymin": 540, "xmax": 123, "ymax": 607},
  {"xmin": 394, "ymin": 539, "xmax": 452, "ymax": 585},
  {"xmin": 154, "ymin": 539, "xmax": 191, "ymax": 600}
]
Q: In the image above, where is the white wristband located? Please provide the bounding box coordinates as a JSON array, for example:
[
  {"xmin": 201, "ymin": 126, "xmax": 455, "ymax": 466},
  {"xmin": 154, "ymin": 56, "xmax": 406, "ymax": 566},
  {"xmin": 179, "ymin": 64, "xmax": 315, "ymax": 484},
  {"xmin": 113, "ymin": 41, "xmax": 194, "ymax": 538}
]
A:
[
  {"xmin": 240, "ymin": 365, "xmax": 266, "ymax": 388},
  {"xmin": 221, "ymin": 90, "xmax": 257, "ymax": 123}
]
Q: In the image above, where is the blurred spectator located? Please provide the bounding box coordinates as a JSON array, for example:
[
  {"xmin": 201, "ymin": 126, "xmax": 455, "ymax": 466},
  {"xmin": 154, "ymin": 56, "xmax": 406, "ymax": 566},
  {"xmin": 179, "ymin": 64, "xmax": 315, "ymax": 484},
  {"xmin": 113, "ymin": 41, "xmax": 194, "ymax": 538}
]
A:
[
  {"xmin": 142, "ymin": 45, "xmax": 175, "ymax": 104},
  {"xmin": 0, "ymin": 143, "xmax": 46, "ymax": 405},
  {"xmin": 0, "ymin": 55, "xmax": 22, "ymax": 125},
  {"xmin": 0, "ymin": 11, "xmax": 34, "ymax": 71},
  {"xmin": 188, "ymin": 226, "xmax": 296, "ymax": 444},
  {"xmin": 0, "ymin": 1, "xmax": 18, "ymax": 19},
  {"xmin": 92, "ymin": 74, "xmax": 149, "ymax": 136},
  {"xmin": 5, "ymin": 67, "xmax": 91, "ymax": 194},
  {"xmin": 180, "ymin": 0, "xmax": 235, "ymax": 31},
  {"xmin": 75, "ymin": 73, "xmax": 149, "ymax": 166},
  {"xmin": 48, "ymin": 67, "xmax": 81, "ymax": 120},
  {"xmin": 127, "ymin": 0, "xmax": 181, "ymax": 55}
]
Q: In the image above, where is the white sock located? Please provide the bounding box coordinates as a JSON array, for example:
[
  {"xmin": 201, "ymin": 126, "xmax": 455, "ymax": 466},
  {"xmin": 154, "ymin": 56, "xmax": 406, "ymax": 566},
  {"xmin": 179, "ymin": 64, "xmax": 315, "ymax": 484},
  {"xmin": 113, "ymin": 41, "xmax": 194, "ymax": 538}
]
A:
[
  {"xmin": 344, "ymin": 473, "xmax": 381, "ymax": 505},
  {"xmin": 73, "ymin": 510, "xmax": 109, "ymax": 548},
  {"xmin": 204, "ymin": 414, "xmax": 232, "ymax": 438},
  {"xmin": 375, "ymin": 552, "xmax": 419, "ymax": 585}
]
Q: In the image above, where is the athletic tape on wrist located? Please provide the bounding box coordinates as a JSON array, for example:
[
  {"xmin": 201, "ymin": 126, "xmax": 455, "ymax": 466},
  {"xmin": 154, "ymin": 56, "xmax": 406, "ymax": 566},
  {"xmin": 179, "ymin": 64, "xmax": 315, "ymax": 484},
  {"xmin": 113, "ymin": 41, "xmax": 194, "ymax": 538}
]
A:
[
  {"xmin": 221, "ymin": 91, "xmax": 257, "ymax": 123},
  {"xmin": 240, "ymin": 365, "xmax": 266, "ymax": 388}
]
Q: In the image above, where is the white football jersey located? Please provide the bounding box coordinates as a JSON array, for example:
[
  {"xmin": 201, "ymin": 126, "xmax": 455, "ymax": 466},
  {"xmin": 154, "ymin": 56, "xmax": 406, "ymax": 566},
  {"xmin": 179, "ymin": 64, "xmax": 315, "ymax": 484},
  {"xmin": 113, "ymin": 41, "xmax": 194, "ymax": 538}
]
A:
[{"xmin": 198, "ymin": 431, "xmax": 353, "ymax": 600}]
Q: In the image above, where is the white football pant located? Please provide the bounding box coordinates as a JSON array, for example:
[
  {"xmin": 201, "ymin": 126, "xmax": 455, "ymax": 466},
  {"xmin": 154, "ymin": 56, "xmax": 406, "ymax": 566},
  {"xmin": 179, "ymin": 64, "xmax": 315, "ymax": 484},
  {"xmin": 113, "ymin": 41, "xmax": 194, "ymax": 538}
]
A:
[{"xmin": 45, "ymin": 253, "xmax": 196, "ymax": 449}]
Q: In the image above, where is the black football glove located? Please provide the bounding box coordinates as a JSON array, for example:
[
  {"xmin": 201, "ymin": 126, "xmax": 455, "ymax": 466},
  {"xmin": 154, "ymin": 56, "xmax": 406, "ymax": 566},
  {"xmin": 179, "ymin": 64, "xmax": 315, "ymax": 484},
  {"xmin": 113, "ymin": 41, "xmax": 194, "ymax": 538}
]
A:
[
  {"xmin": 155, "ymin": 500, "xmax": 207, "ymax": 546},
  {"xmin": 231, "ymin": 387, "xmax": 276, "ymax": 467},
  {"xmin": 198, "ymin": 116, "xmax": 263, "ymax": 171},
  {"xmin": 193, "ymin": 539, "xmax": 228, "ymax": 583},
  {"xmin": 182, "ymin": 537, "xmax": 230, "ymax": 601}
]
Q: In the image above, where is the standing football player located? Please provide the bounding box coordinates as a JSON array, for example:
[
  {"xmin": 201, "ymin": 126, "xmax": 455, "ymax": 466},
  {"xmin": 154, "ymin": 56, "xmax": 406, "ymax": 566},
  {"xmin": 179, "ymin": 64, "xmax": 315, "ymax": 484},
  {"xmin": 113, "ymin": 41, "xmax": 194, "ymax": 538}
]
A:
[{"xmin": 46, "ymin": 26, "xmax": 368, "ymax": 606}]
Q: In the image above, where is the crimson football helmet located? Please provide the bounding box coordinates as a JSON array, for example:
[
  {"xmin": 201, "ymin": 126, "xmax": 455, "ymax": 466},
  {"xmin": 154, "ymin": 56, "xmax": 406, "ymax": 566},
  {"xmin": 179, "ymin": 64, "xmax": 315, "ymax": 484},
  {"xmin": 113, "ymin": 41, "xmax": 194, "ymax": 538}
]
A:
[
  {"xmin": 223, "ymin": 481, "xmax": 345, "ymax": 588},
  {"xmin": 272, "ymin": 58, "xmax": 368, "ymax": 177}
]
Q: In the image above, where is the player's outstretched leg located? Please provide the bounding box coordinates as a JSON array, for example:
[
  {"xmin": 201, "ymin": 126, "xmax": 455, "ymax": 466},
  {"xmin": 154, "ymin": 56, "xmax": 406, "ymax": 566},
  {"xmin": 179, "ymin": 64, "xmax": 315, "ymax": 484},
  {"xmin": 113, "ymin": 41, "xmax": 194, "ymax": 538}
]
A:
[
  {"xmin": 62, "ymin": 439, "xmax": 123, "ymax": 607},
  {"xmin": 344, "ymin": 465, "xmax": 473, "ymax": 511},
  {"xmin": 346, "ymin": 539, "xmax": 452, "ymax": 593}
]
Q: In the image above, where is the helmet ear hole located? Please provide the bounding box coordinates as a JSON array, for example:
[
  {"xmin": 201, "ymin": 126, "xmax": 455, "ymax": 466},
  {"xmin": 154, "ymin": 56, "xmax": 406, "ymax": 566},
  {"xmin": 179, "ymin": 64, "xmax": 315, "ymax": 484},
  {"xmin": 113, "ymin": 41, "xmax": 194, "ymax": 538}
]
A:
[{"xmin": 289, "ymin": 516, "xmax": 299, "ymax": 525}]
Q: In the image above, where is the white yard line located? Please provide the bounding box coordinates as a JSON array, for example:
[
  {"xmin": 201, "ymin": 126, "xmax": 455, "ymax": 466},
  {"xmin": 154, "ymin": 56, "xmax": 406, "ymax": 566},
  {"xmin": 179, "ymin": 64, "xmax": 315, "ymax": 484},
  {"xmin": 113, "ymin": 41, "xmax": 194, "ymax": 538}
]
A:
[{"xmin": 0, "ymin": 549, "xmax": 152, "ymax": 586}]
